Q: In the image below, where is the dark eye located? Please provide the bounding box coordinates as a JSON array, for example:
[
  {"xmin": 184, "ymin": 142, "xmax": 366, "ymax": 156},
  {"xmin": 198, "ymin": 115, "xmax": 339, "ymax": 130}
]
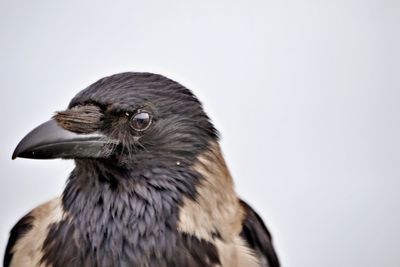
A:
[{"xmin": 131, "ymin": 111, "xmax": 152, "ymax": 131}]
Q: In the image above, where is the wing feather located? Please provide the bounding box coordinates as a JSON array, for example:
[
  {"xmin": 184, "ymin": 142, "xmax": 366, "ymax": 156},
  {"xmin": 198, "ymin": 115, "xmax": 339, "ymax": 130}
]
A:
[
  {"xmin": 3, "ymin": 213, "xmax": 34, "ymax": 267},
  {"xmin": 239, "ymin": 200, "xmax": 280, "ymax": 267}
]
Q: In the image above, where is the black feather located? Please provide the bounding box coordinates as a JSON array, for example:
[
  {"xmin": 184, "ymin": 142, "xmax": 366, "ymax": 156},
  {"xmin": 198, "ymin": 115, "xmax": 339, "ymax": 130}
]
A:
[
  {"xmin": 240, "ymin": 200, "xmax": 280, "ymax": 267},
  {"xmin": 4, "ymin": 213, "xmax": 34, "ymax": 267}
]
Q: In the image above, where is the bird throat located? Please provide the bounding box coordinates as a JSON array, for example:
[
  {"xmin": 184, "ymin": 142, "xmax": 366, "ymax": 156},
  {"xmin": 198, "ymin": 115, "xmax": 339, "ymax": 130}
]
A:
[{"xmin": 41, "ymin": 158, "xmax": 199, "ymax": 266}]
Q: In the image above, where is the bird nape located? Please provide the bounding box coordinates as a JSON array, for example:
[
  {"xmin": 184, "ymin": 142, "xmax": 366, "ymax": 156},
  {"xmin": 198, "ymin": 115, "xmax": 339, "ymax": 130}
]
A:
[{"xmin": 5, "ymin": 72, "xmax": 280, "ymax": 267}]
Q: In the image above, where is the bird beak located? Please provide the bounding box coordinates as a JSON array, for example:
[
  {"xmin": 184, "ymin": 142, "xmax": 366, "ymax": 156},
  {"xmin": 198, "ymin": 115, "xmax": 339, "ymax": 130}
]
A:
[{"xmin": 12, "ymin": 119, "xmax": 118, "ymax": 160}]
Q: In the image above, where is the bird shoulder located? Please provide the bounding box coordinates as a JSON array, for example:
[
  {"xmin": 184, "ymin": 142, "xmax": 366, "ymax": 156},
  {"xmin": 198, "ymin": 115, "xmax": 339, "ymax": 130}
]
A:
[
  {"xmin": 4, "ymin": 198, "xmax": 65, "ymax": 267},
  {"xmin": 177, "ymin": 142, "xmax": 262, "ymax": 266}
]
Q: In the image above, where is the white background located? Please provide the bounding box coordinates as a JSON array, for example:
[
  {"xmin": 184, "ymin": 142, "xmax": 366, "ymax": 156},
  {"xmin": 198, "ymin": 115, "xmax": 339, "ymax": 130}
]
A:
[{"xmin": 1, "ymin": 1, "xmax": 399, "ymax": 266}]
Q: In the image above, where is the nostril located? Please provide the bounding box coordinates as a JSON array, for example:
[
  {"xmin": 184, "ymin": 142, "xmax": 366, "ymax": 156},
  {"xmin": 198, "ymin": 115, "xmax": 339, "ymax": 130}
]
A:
[{"xmin": 54, "ymin": 105, "xmax": 103, "ymax": 134}]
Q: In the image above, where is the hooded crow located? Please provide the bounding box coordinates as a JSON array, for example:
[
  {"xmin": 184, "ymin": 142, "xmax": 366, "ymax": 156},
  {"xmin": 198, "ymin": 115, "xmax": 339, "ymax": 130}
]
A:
[{"xmin": 5, "ymin": 72, "xmax": 280, "ymax": 267}]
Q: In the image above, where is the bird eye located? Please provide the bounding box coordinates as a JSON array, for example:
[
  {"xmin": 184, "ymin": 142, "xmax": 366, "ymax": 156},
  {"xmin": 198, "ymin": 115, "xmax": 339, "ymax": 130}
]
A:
[{"xmin": 131, "ymin": 111, "xmax": 152, "ymax": 131}]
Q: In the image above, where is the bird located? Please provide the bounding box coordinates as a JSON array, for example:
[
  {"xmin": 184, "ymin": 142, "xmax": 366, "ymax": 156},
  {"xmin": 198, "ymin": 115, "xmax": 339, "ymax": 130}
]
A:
[{"xmin": 5, "ymin": 72, "xmax": 280, "ymax": 267}]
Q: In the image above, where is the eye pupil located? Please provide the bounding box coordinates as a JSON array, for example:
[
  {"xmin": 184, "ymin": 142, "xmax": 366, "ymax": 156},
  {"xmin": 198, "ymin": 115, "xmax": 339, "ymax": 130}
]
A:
[{"xmin": 131, "ymin": 112, "xmax": 151, "ymax": 131}]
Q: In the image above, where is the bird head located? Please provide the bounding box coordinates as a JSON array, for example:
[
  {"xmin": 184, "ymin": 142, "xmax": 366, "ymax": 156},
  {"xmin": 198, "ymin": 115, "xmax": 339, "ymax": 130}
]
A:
[{"xmin": 12, "ymin": 72, "xmax": 219, "ymax": 167}]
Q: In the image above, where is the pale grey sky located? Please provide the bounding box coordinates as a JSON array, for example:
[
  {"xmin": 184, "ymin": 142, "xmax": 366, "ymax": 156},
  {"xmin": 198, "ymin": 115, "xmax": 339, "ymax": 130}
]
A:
[{"xmin": 1, "ymin": 0, "xmax": 399, "ymax": 266}]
